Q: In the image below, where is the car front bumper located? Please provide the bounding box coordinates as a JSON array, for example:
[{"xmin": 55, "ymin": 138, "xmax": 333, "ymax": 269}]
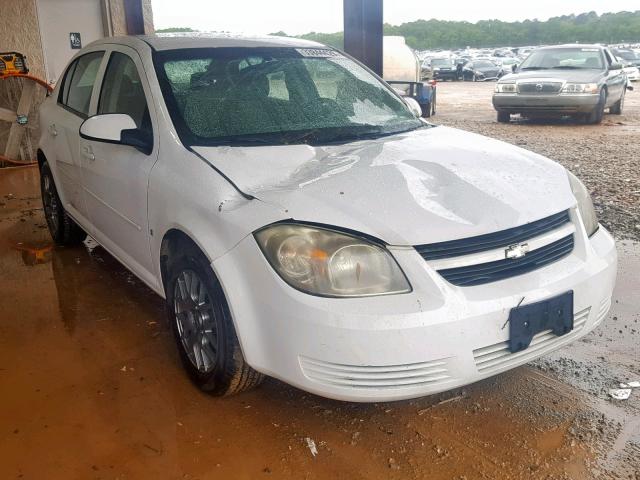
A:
[
  {"xmin": 433, "ymin": 70, "xmax": 457, "ymax": 80},
  {"xmin": 213, "ymin": 218, "xmax": 617, "ymax": 402},
  {"xmin": 493, "ymin": 93, "xmax": 601, "ymax": 114}
]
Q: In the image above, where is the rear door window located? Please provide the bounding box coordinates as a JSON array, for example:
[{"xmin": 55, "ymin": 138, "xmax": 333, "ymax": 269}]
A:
[{"xmin": 59, "ymin": 51, "xmax": 104, "ymax": 117}]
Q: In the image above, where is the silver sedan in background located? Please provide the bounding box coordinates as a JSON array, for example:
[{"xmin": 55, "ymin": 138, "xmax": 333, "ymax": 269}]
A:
[{"xmin": 493, "ymin": 45, "xmax": 628, "ymax": 124}]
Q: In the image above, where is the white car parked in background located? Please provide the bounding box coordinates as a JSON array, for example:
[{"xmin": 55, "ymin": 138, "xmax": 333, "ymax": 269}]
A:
[{"xmin": 38, "ymin": 35, "xmax": 617, "ymax": 402}]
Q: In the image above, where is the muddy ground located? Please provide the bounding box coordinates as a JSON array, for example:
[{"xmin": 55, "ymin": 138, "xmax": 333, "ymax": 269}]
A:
[{"xmin": 0, "ymin": 82, "xmax": 639, "ymax": 480}]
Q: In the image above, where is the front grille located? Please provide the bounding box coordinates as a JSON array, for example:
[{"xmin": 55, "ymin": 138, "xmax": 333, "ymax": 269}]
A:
[
  {"xmin": 416, "ymin": 210, "xmax": 570, "ymax": 260},
  {"xmin": 299, "ymin": 356, "xmax": 455, "ymax": 390},
  {"xmin": 517, "ymin": 82, "xmax": 563, "ymax": 94},
  {"xmin": 437, "ymin": 234, "xmax": 574, "ymax": 286},
  {"xmin": 473, "ymin": 306, "xmax": 590, "ymax": 375}
]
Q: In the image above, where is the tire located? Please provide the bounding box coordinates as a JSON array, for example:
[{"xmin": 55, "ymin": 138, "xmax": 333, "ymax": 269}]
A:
[
  {"xmin": 40, "ymin": 161, "xmax": 86, "ymax": 245},
  {"xmin": 497, "ymin": 111, "xmax": 510, "ymax": 123},
  {"xmin": 586, "ymin": 90, "xmax": 606, "ymax": 124},
  {"xmin": 421, "ymin": 101, "xmax": 431, "ymax": 118},
  {"xmin": 610, "ymin": 89, "xmax": 624, "ymax": 115},
  {"xmin": 165, "ymin": 243, "xmax": 263, "ymax": 396}
]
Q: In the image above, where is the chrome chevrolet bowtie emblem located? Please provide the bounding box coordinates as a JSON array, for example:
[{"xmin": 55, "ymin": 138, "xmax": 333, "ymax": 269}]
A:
[
  {"xmin": 505, "ymin": 243, "xmax": 530, "ymax": 259},
  {"xmin": 535, "ymin": 83, "xmax": 544, "ymax": 91}
]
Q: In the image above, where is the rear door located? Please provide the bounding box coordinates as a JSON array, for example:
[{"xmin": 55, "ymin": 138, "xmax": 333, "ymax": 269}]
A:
[
  {"xmin": 48, "ymin": 50, "xmax": 106, "ymax": 228},
  {"xmin": 79, "ymin": 45, "xmax": 159, "ymax": 286}
]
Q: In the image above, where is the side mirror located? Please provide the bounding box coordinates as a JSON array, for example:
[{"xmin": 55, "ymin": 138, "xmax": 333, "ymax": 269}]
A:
[
  {"xmin": 80, "ymin": 114, "xmax": 153, "ymax": 155},
  {"xmin": 403, "ymin": 97, "xmax": 423, "ymax": 118},
  {"xmin": 609, "ymin": 62, "xmax": 623, "ymax": 70},
  {"xmin": 512, "ymin": 64, "xmax": 518, "ymax": 73}
]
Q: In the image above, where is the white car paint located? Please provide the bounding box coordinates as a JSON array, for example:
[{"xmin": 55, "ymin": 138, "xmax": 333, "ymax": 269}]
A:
[{"xmin": 38, "ymin": 35, "xmax": 617, "ymax": 402}]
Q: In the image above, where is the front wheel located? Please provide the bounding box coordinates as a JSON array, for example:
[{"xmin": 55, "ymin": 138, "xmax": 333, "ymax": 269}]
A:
[
  {"xmin": 40, "ymin": 161, "xmax": 86, "ymax": 245},
  {"xmin": 610, "ymin": 89, "xmax": 625, "ymax": 115},
  {"xmin": 166, "ymin": 244, "xmax": 263, "ymax": 396},
  {"xmin": 586, "ymin": 90, "xmax": 607, "ymax": 124},
  {"xmin": 497, "ymin": 111, "xmax": 510, "ymax": 123}
]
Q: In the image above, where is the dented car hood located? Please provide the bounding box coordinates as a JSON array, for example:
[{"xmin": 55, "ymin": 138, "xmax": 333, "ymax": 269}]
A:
[{"xmin": 194, "ymin": 126, "xmax": 576, "ymax": 246}]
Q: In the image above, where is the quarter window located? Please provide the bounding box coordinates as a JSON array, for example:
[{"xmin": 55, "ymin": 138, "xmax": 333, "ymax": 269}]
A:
[
  {"xmin": 98, "ymin": 52, "xmax": 150, "ymax": 131},
  {"xmin": 59, "ymin": 51, "xmax": 104, "ymax": 116}
]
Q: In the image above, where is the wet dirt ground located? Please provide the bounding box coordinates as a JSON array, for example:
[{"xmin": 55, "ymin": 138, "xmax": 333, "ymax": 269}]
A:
[{"xmin": 1, "ymin": 85, "xmax": 639, "ymax": 480}]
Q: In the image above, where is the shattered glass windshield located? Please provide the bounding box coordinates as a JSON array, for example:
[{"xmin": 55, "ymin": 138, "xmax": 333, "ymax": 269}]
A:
[{"xmin": 154, "ymin": 47, "xmax": 424, "ymax": 146}]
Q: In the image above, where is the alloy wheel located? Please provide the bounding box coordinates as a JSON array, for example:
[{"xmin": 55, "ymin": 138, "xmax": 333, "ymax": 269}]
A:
[
  {"xmin": 42, "ymin": 173, "xmax": 59, "ymax": 235},
  {"xmin": 173, "ymin": 269, "xmax": 219, "ymax": 373}
]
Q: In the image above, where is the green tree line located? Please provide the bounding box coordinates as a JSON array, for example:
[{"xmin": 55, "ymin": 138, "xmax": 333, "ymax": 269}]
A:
[{"xmin": 281, "ymin": 10, "xmax": 640, "ymax": 50}]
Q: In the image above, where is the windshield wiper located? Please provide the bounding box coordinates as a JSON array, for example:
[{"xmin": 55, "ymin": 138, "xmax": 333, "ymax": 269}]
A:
[
  {"xmin": 520, "ymin": 66, "xmax": 545, "ymax": 71},
  {"xmin": 552, "ymin": 66, "xmax": 586, "ymax": 70},
  {"xmin": 205, "ymin": 136, "xmax": 277, "ymax": 146}
]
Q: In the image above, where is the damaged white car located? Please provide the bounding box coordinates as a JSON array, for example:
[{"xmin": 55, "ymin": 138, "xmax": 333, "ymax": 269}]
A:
[{"xmin": 38, "ymin": 35, "xmax": 617, "ymax": 402}]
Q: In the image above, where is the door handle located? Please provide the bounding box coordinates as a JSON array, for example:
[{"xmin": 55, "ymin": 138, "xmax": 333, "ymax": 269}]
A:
[
  {"xmin": 82, "ymin": 145, "xmax": 95, "ymax": 161},
  {"xmin": 48, "ymin": 124, "xmax": 57, "ymax": 137}
]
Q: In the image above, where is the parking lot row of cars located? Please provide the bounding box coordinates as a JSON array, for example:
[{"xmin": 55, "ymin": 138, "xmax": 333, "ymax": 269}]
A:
[{"xmin": 419, "ymin": 45, "xmax": 640, "ymax": 83}]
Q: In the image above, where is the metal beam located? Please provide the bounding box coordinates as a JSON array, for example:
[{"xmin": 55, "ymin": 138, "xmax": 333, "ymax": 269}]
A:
[
  {"xmin": 343, "ymin": 0, "xmax": 383, "ymax": 76},
  {"xmin": 123, "ymin": 0, "xmax": 145, "ymax": 35}
]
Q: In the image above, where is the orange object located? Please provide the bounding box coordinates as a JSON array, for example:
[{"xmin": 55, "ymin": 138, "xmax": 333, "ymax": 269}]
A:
[
  {"xmin": 0, "ymin": 72, "xmax": 53, "ymax": 92},
  {"xmin": 0, "ymin": 154, "xmax": 38, "ymax": 166},
  {"xmin": 0, "ymin": 52, "xmax": 29, "ymax": 75}
]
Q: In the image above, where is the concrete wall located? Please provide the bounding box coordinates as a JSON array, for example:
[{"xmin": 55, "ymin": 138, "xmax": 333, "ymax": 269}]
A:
[
  {"xmin": 0, "ymin": 0, "xmax": 154, "ymax": 82},
  {"xmin": 0, "ymin": 0, "xmax": 46, "ymax": 79},
  {"xmin": 105, "ymin": 0, "xmax": 154, "ymax": 36},
  {"xmin": 0, "ymin": 0, "xmax": 153, "ymax": 162}
]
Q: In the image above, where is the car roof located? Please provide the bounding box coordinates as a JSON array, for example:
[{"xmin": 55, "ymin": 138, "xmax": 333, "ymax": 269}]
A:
[{"xmin": 87, "ymin": 33, "xmax": 326, "ymax": 52}]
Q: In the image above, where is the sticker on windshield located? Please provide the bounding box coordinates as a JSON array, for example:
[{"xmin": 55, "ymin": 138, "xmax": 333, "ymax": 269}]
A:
[
  {"xmin": 296, "ymin": 48, "xmax": 343, "ymax": 58},
  {"xmin": 581, "ymin": 48, "xmax": 599, "ymax": 52}
]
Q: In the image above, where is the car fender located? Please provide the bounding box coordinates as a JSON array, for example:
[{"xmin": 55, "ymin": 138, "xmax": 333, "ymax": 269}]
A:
[{"xmin": 147, "ymin": 138, "xmax": 288, "ymax": 296}]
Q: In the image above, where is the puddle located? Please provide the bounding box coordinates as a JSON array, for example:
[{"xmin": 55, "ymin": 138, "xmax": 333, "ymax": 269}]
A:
[{"xmin": 1, "ymin": 152, "xmax": 638, "ymax": 480}]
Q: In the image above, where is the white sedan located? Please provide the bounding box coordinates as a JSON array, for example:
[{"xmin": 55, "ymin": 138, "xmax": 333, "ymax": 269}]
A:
[{"xmin": 38, "ymin": 35, "xmax": 617, "ymax": 402}]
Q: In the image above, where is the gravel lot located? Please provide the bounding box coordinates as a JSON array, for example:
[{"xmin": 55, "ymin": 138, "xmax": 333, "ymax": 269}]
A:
[{"xmin": 433, "ymin": 81, "xmax": 640, "ymax": 241}]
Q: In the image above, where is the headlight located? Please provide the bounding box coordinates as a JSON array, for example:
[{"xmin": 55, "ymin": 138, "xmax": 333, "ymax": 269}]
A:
[
  {"xmin": 562, "ymin": 83, "xmax": 599, "ymax": 94},
  {"xmin": 254, "ymin": 224, "xmax": 411, "ymax": 297},
  {"xmin": 567, "ymin": 171, "xmax": 599, "ymax": 237},
  {"xmin": 495, "ymin": 83, "xmax": 517, "ymax": 93}
]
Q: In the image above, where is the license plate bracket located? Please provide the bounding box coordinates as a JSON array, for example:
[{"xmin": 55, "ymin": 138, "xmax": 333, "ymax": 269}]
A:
[{"xmin": 508, "ymin": 291, "xmax": 574, "ymax": 353}]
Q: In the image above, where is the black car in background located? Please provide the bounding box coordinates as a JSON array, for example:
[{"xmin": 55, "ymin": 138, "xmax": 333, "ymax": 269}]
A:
[
  {"xmin": 430, "ymin": 57, "xmax": 458, "ymax": 81},
  {"xmin": 462, "ymin": 60, "xmax": 502, "ymax": 81}
]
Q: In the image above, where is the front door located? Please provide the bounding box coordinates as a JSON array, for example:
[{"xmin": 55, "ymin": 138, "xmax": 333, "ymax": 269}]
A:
[{"xmin": 79, "ymin": 46, "xmax": 159, "ymax": 288}]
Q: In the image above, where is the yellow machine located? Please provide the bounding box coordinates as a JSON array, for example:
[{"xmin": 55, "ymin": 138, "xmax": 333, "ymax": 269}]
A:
[{"xmin": 0, "ymin": 52, "xmax": 29, "ymax": 76}]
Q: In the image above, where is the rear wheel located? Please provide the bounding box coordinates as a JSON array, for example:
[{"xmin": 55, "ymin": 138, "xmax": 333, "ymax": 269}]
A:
[
  {"xmin": 40, "ymin": 161, "xmax": 86, "ymax": 245},
  {"xmin": 610, "ymin": 89, "xmax": 625, "ymax": 115},
  {"xmin": 421, "ymin": 101, "xmax": 431, "ymax": 118},
  {"xmin": 586, "ymin": 90, "xmax": 607, "ymax": 124},
  {"xmin": 497, "ymin": 111, "xmax": 510, "ymax": 123},
  {"xmin": 165, "ymin": 243, "xmax": 263, "ymax": 396}
]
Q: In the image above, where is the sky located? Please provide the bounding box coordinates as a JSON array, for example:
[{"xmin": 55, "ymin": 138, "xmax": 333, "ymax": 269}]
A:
[{"xmin": 151, "ymin": 0, "xmax": 639, "ymax": 35}]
